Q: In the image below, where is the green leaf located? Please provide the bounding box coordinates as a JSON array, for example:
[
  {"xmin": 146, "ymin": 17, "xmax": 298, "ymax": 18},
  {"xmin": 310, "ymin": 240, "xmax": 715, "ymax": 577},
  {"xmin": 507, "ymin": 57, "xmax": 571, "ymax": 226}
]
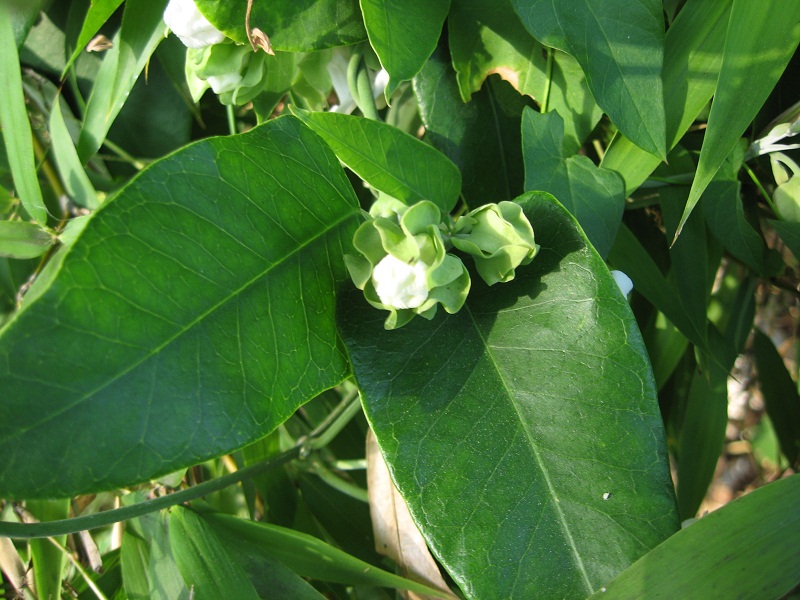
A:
[
  {"xmin": 768, "ymin": 219, "xmax": 800, "ymax": 263},
  {"xmin": 121, "ymin": 531, "xmax": 151, "ymax": 600},
  {"xmin": 61, "ymin": 0, "xmax": 125, "ymax": 78},
  {"xmin": 360, "ymin": 0, "xmax": 450, "ymax": 96},
  {"xmin": 9, "ymin": 0, "xmax": 49, "ymax": 48},
  {"xmin": 0, "ymin": 220, "xmax": 54, "ymax": 259},
  {"xmin": 588, "ymin": 475, "xmax": 800, "ymax": 599},
  {"xmin": 0, "ymin": 116, "xmax": 359, "ymax": 499},
  {"xmin": 49, "ymin": 97, "xmax": 99, "ymax": 210},
  {"xmin": 170, "ymin": 507, "xmax": 261, "ymax": 600},
  {"xmin": 600, "ymin": 0, "xmax": 733, "ymax": 194},
  {"xmin": 753, "ymin": 330, "xmax": 800, "ymax": 466},
  {"xmin": 414, "ymin": 45, "xmax": 528, "ymax": 206},
  {"xmin": 77, "ymin": 0, "xmax": 168, "ymax": 162},
  {"xmin": 340, "ymin": 192, "xmax": 679, "ymax": 599},
  {"xmin": 677, "ymin": 0, "xmax": 800, "ymax": 237},
  {"xmin": 195, "ymin": 0, "xmax": 366, "ymax": 52},
  {"xmin": 28, "ymin": 499, "xmax": 69, "ymax": 600},
  {"xmin": 203, "ymin": 512, "xmax": 452, "ymax": 597},
  {"xmin": 511, "ymin": 0, "xmax": 667, "ymax": 158},
  {"xmin": 0, "ymin": 1, "xmax": 48, "ymax": 224},
  {"xmin": 291, "ymin": 108, "xmax": 461, "ymax": 214},
  {"xmin": 448, "ymin": 0, "xmax": 545, "ymax": 101},
  {"xmin": 521, "ymin": 107, "xmax": 624, "ymax": 258}
]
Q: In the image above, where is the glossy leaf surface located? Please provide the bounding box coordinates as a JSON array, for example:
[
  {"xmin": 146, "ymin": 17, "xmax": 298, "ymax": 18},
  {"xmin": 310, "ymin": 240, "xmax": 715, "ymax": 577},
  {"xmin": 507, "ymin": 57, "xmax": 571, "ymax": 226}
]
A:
[
  {"xmin": 0, "ymin": 221, "xmax": 54, "ymax": 259},
  {"xmin": 293, "ymin": 108, "xmax": 461, "ymax": 214},
  {"xmin": 195, "ymin": 0, "xmax": 366, "ymax": 52},
  {"xmin": 522, "ymin": 108, "xmax": 624, "ymax": 258},
  {"xmin": 340, "ymin": 192, "xmax": 679, "ymax": 599},
  {"xmin": 589, "ymin": 475, "xmax": 800, "ymax": 600},
  {"xmin": 678, "ymin": 0, "xmax": 800, "ymax": 235},
  {"xmin": 511, "ymin": 0, "xmax": 667, "ymax": 158},
  {"xmin": 0, "ymin": 117, "xmax": 359, "ymax": 498}
]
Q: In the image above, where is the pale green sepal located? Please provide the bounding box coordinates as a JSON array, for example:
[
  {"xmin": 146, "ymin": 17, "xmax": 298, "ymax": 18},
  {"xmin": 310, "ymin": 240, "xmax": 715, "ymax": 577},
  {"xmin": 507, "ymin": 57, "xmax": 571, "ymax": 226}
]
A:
[{"xmin": 452, "ymin": 201, "xmax": 539, "ymax": 285}]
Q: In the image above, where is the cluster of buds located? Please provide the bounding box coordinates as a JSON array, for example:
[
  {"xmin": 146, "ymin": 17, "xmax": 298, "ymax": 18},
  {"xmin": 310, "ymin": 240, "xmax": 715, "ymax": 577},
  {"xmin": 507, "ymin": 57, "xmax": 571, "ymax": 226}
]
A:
[
  {"xmin": 346, "ymin": 198, "xmax": 540, "ymax": 330},
  {"xmin": 163, "ymin": 0, "xmax": 268, "ymax": 105}
]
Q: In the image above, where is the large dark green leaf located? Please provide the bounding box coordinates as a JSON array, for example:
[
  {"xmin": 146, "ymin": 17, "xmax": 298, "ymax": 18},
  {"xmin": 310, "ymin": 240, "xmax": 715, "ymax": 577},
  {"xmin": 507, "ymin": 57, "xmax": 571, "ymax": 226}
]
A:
[
  {"xmin": 195, "ymin": 0, "xmax": 366, "ymax": 52},
  {"xmin": 522, "ymin": 107, "xmax": 624, "ymax": 258},
  {"xmin": 511, "ymin": 0, "xmax": 667, "ymax": 158},
  {"xmin": 339, "ymin": 192, "xmax": 679, "ymax": 599},
  {"xmin": 0, "ymin": 116, "xmax": 359, "ymax": 499},
  {"xmin": 414, "ymin": 45, "xmax": 529, "ymax": 206}
]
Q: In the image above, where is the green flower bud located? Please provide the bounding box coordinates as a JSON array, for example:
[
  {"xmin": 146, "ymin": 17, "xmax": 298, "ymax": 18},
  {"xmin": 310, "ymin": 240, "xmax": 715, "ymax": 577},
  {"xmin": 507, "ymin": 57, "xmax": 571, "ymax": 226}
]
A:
[
  {"xmin": 451, "ymin": 201, "xmax": 539, "ymax": 285},
  {"xmin": 186, "ymin": 42, "xmax": 267, "ymax": 105},
  {"xmin": 345, "ymin": 200, "xmax": 471, "ymax": 330}
]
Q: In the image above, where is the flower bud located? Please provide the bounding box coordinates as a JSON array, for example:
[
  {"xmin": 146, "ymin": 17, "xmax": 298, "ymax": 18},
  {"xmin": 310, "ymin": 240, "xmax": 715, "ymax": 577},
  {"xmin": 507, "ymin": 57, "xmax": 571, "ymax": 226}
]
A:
[
  {"xmin": 345, "ymin": 200, "xmax": 470, "ymax": 329},
  {"xmin": 610, "ymin": 270, "xmax": 633, "ymax": 297},
  {"xmin": 186, "ymin": 42, "xmax": 267, "ymax": 105},
  {"xmin": 451, "ymin": 201, "xmax": 539, "ymax": 285},
  {"xmin": 163, "ymin": 0, "xmax": 226, "ymax": 49}
]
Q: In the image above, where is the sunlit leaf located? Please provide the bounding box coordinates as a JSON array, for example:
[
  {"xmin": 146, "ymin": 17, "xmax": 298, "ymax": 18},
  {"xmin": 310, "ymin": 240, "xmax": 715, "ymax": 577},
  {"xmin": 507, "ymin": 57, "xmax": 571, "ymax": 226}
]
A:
[
  {"xmin": 340, "ymin": 192, "xmax": 679, "ymax": 599},
  {"xmin": 0, "ymin": 117, "xmax": 359, "ymax": 498}
]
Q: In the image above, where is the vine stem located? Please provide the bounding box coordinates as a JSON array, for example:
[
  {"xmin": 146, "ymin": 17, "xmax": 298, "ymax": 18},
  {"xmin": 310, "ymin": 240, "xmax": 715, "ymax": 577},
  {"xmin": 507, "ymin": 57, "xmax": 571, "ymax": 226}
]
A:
[{"xmin": 0, "ymin": 393, "xmax": 362, "ymax": 539}]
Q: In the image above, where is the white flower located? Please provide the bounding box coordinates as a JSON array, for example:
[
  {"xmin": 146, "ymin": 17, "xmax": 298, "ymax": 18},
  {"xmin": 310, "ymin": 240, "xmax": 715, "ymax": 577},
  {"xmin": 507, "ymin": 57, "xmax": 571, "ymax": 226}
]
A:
[
  {"xmin": 163, "ymin": 0, "xmax": 225, "ymax": 49},
  {"xmin": 371, "ymin": 255, "xmax": 429, "ymax": 309},
  {"xmin": 207, "ymin": 72, "xmax": 243, "ymax": 94},
  {"xmin": 611, "ymin": 270, "xmax": 633, "ymax": 297}
]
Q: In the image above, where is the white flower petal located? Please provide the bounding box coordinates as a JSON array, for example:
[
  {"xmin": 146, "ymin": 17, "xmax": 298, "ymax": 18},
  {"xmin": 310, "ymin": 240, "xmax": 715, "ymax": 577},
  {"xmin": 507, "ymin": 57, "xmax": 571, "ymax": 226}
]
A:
[
  {"xmin": 164, "ymin": 0, "xmax": 226, "ymax": 49},
  {"xmin": 207, "ymin": 71, "xmax": 242, "ymax": 94},
  {"xmin": 611, "ymin": 270, "xmax": 633, "ymax": 297},
  {"xmin": 372, "ymin": 255, "xmax": 428, "ymax": 309}
]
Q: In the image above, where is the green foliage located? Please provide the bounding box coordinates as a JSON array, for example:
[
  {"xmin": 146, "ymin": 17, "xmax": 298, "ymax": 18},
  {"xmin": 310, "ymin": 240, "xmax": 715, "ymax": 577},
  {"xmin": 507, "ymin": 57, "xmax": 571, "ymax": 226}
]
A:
[{"xmin": 1, "ymin": 1, "xmax": 799, "ymax": 599}]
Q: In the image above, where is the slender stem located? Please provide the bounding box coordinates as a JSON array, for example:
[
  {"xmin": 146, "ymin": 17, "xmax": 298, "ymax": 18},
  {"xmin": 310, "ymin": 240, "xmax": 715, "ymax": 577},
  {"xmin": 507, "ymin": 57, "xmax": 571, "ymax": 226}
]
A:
[
  {"xmin": 100, "ymin": 139, "xmax": 146, "ymax": 170},
  {"xmin": 347, "ymin": 49, "xmax": 380, "ymax": 121},
  {"xmin": 0, "ymin": 447, "xmax": 300, "ymax": 540},
  {"xmin": 47, "ymin": 536, "xmax": 109, "ymax": 600},
  {"xmin": 307, "ymin": 389, "xmax": 361, "ymax": 450},
  {"xmin": 743, "ymin": 163, "xmax": 780, "ymax": 218},
  {"xmin": 541, "ymin": 47, "xmax": 554, "ymax": 113},
  {"xmin": 226, "ymin": 103, "xmax": 237, "ymax": 136},
  {"xmin": 311, "ymin": 461, "xmax": 369, "ymax": 502}
]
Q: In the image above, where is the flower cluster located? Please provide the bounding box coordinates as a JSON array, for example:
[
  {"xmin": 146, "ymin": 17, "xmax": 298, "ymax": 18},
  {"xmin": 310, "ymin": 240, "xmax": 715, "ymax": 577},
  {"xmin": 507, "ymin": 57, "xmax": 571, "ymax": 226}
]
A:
[
  {"xmin": 163, "ymin": 0, "xmax": 267, "ymax": 105},
  {"xmin": 346, "ymin": 198, "xmax": 540, "ymax": 330}
]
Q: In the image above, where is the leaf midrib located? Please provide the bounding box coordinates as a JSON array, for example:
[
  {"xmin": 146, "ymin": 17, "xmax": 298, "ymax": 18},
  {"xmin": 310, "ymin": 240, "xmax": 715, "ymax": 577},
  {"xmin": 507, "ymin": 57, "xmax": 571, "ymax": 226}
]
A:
[
  {"xmin": 464, "ymin": 303, "xmax": 594, "ymax": 594},
  {"xmin": 1, "ymin": 206, "xmax": 359, "ymax": 445}
]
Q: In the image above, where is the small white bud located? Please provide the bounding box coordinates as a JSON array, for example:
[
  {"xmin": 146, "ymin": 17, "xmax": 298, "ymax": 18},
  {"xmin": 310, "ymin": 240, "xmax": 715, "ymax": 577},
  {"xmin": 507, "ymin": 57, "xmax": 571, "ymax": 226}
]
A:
[
  {"xmin": 372, "ymin": 255, "xmax": 428, "ymax": 309},
  {"xmin": 207, "ymin": 72, "xmax": 243, "ymax": 94},
  {"xmin": 163, "ymin": 0, "xmax": 226, "ymax": 49},
  {"xmin": 610, "ymin": 270, "xmax": 633, "ymax": 298}
]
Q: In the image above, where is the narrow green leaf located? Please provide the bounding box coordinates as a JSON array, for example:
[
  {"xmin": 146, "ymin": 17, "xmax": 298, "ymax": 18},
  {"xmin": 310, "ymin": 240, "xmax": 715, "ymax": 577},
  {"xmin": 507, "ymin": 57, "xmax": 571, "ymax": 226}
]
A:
[
  {"xmin": 677, "ymin": 0, "xmax": 800, "ymax": 237},
  {"xmin": 0, "ymin": 221, "xmax": 54, "ymax": 259},
  {"xmin": 340, "ymin": 192, "xmax": 679, "ymax": 599},
  {"xmin": 121, "ymin": 532, "xmax": 151, "ymax": 600},
  {"xmin": 49, "ymin": 97, "xmax": 99, "ymax": 210},
  {"xmin": 61, "ymin": 0, "xmax": 125, "ymax": 78},
  {"xmin": 0, "ymin": 116, "xmax": 359, "ymax": 499},
  {"xmin": 511, "ymin": 0, "xmax": 667, "ymax": 158},
  {"xmin": 360, "ymin": 0, "xmax": 450, "ymax": 95},
  {"xmin": 675, "ymin": 362, "xmax": 728, "ymax": 521},
  {"xmin": 0, "ymin": 1, "xmax": 48, "ymax": 224},
  {"xmin": 448, "ymin": 0, "xmax": 545, "ymax": 101},
  {"xmin": 521, "ymin": 107, "xmax": 624, "ymax": 258},
  {"xmin": 77, "ymin": 0, "xmax": 168, "ymax": 162},
  {"xmin": 195, "ymin": 0, "xmax": 366, "ymax": 52},
  {"xmin": 753, "ymin": 330, "xmax": 800, "ymax": 466},
  {"xmin": 600, "ymin": 0, "xmax": 733, "ymax": 194},
  {"xmin": 9, "ymin": 0, "xmax": 49, "ymax": 48},
  {"xmin": 588, "ymin": 475, "xmax": 800, "ymax": 599},
  {"xmin": 414, "ymin": 45, "xmax": 528, "ymax": 206},
  {"xmin": 28, "ymin": 499, "xmax": 69, "ymax": 600},
  {"xmin": 768, "ymin": 219, "xmax": 800, "ymax": 262},
  {"xmin": 170, "ymin": 507, "xmax": 261, "ymax": 600},
  {"xmin": 292, "ymin": 108, "xmax": 461, "ymax": 214},
  {"xmin": 608, "ymin": 225, "xmax": 706, "ymax": 350},
  {"xmin": 203, "ymin": 512, "xmax": 452, "ymax": 597}
]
